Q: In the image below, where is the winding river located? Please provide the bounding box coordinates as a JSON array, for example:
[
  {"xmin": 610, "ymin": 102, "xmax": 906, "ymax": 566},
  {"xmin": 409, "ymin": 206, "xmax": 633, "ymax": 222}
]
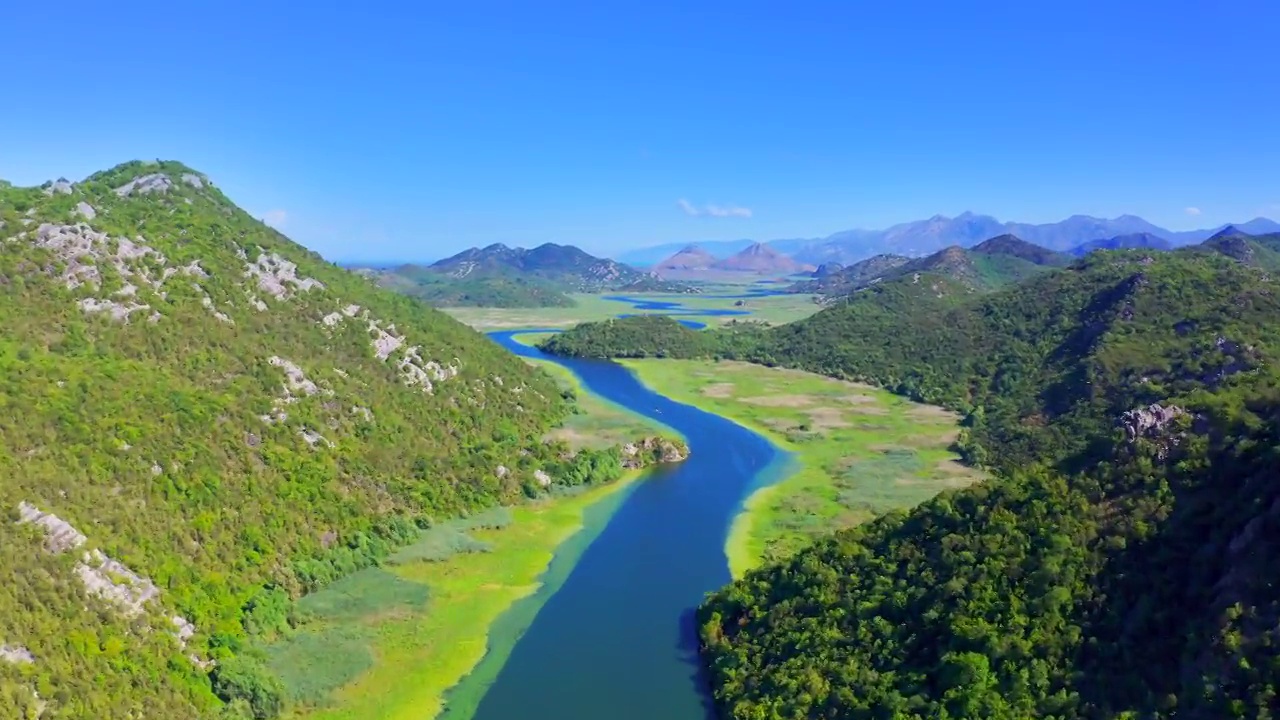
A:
[{"xmin": 455, "ymin": 330, "xmax": 793, "ymax": 720}]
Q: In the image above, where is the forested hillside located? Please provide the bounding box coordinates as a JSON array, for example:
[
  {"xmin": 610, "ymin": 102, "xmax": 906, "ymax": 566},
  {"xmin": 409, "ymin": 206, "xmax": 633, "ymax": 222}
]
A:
[
  {"xmin": 545, "ymin": 250, "xmax": 1280, "ymax": 718},
  {"xmin": 0, "ymin": 162, "xmax": 608, "ymax": 719}
]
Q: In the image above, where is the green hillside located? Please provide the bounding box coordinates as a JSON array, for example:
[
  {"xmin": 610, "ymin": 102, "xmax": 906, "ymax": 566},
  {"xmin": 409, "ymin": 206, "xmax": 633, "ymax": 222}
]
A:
[
  {"xmin": 544, "ymin": 250, "xmax": 1280, "ymax": 718},
  {"xmin": 0, "ymin": 162, "xmax": 630, "ymax": 719},
  {"xmin": 1194, "ymin": 229, "xmax": 1280, "ymax": 272}
]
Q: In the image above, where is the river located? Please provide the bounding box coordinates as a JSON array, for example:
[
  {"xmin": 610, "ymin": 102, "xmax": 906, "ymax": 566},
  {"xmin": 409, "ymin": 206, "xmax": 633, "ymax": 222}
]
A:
[{"xmin": 455, "ymin": 330, "xmax": 793, "ymax": 720}]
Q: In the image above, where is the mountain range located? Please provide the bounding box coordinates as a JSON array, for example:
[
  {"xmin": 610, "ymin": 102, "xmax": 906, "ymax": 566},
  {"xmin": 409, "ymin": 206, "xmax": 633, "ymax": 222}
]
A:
[
  {"xmin": 655, "ymin": 242, "xmax": 814, "ymax": 278},
  {"xmin": 791, "ymin": 228, "xmax": 1280, "ymax": 298},
  {"xmin": 366, "ymin": 242, "xmax": 693, "ymax": 307},
  {"xmin": 616, "ymin": 213, "xmax": 1280, "ymax": 267}
]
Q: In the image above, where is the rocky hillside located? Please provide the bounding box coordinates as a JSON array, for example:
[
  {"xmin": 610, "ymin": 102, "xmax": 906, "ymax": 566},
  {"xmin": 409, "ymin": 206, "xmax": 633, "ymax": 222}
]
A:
[
  {"xmin": 1194, "ymin": 228, "xmax": 1280, "ymax": 272},
  {"xmin": 0, "ymin": 161, "xmax": 600, "ymax": 718}
]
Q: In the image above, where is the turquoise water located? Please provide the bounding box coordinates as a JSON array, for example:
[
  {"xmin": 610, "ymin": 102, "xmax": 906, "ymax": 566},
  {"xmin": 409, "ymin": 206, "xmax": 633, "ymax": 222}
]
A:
[{"xmin": 458, "ymin": 331, "xmax": 792, "ymax": 720}]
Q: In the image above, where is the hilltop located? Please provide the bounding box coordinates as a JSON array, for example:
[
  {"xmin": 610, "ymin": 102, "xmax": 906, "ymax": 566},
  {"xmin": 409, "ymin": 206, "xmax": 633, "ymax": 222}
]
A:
[
  {"xmin": 711, "ymin": 242, "xmax": 812, "ymax": 274},
  {"xmin": 786, "ymin": 253, "xmax": 911, "ymax": 295},
  {"xmin": 1069, "ymin": 231, "xmax": 1172, "ymax": 256},
  {"xmin": 542, "ymin": 248, "xmax": 1280, "ymax": 717},
  {"xmin": 654, "ymin": 244, "xmax": 716, "ymax": 273},
  {"xmin": 370, "ymin": 242, "xmax": 694, "ymax": 307},
  {"xmin": 0, "ymin": 161, "xmax": 649, "ymax": 718},
  {"xmin": 1192, "ymin": 228, "xmax": 1280, "ymax": 272}
]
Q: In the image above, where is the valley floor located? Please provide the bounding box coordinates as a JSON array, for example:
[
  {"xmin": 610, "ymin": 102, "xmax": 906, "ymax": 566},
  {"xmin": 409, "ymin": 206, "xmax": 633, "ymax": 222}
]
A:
[
  {"xmin": 619, "ymin": 359, "xmax": 985, "ymax": 577},
  {"xmin": 440, "ymin": 290, "xmax": 821, "ymax": 329},
  {"xmin": 275, "ymin": 348, "xmax": 676, "ymax": 720}
]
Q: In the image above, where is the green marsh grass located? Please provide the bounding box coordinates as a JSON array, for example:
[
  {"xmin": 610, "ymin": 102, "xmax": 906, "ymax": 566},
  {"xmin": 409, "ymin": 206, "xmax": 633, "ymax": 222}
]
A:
[{"xmin": 619, "ymin": 359, "xmax": 985, "ymax": 577}]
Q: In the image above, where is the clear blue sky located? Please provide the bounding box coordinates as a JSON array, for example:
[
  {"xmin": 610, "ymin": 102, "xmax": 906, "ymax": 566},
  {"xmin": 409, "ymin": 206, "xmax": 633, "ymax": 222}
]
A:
[{"xmin": 3, "ymin": 1, "xmax": 1278, "ymax": 261}]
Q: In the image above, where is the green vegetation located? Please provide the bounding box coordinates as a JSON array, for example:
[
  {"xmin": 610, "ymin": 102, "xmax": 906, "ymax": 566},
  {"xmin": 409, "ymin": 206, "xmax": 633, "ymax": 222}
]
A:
[
  {"xmin": 545, "ymin": 249, "xmax": 1280, "ymax": 718},
  {"xmin": 0, "ymin": 161, "xmax": 668, "ymax": 719},
  {"xmin": 618, "ymin": 359, "xmax": 981, "ymax": 576}
]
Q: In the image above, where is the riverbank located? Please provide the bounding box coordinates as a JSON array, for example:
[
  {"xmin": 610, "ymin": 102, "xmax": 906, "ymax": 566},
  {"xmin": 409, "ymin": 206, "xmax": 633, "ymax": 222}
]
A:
[
  {"xmin": 618, "ymin": 359, "xmax": 985, "ymax": 577},
  {"xmin": 276, "ymin": 343, "xmax": 678, "ymax": 720}
]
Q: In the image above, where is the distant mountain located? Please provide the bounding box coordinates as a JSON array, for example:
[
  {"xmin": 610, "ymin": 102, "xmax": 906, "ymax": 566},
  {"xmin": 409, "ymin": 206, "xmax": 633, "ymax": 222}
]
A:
[
  {"xmin": 370, "ymin": 242, "xmax": 693, "ymax": 307},
  {"xmin": 970, "ymin": 233, "xmax": 1071, "ymax": 266},
  {"xmin": 428, "ymin": 242, "xmax": 690, "ymax": 293},
  {"xmin": 614, "ymin": 239, "xmax": 757, "ymax": 266},
  {"xmin": 712, "ymin": 242, "xmax": 813, "ymax": 274},
  {"xmin": 655, "ymin": 244, "xmax": 717, "ymax": 272},
  {"xmin": 616, "ymin": 214, "xmax": 1280, "ymax": 269},
  {"xmin": 811, "ymin": 262, "xmax": 844, "ymax": 278},
  {"xmin": 1069, "ymin": 232, "xmax": 1172, "ymax": 256}
]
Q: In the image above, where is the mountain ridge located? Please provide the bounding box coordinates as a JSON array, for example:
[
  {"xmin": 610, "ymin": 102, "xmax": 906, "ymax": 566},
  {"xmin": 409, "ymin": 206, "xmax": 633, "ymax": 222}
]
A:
[
  {"xmin": 368, "ymin": 241, "xmax": 695, "ymax": 306},
  {"xmin": 614, "ymin": 213, "xmax": 1280, "ymax": 267}
]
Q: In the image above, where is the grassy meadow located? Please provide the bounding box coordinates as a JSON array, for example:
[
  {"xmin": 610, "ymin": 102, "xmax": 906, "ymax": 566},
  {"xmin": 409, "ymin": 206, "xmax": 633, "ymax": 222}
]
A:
[
  {"xmin": 619, "ymin": 359, "xmax": 985, "ymax": 577},
  {"xmin": 441, "ymin": 289, "xmax": 821, "ymax": 330}
]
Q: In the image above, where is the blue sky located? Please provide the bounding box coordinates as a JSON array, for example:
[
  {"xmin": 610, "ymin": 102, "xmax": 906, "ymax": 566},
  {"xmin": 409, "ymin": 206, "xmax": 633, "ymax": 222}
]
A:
[{"xmin": 3, "ymin": 1, "xmax": 1278, "ymax": 262}]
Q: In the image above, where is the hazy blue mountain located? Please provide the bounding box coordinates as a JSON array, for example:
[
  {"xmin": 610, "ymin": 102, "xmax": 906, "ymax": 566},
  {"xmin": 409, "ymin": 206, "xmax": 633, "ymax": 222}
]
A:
[
  {"xmin": 1069, "ymin": 232, "xmax": 1173, "ymax": 256},
  {"xmin": 615, "ymin": 214, "xmax": 1279, "ymax": 268},
  {"xmin": 614, "ymin": 239, "xmax": 757, "ymax": 266}
]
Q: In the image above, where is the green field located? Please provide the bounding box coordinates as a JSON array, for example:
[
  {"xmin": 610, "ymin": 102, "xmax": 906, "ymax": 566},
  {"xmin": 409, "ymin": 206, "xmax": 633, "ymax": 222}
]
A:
[
  {"xmin": 441, "ymin": 290, "xmax": 821, "ymax": 330},
  {"xmin": 619, "ymin": 359, "xmax": 985, "ymax": 577}
]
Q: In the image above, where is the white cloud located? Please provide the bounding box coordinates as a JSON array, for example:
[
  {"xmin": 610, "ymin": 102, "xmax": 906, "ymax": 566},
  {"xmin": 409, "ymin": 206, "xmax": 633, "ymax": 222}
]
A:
[
  {"xmin": 676, "ymin": 199, "xmax": 752, "ymax": 219},
  {"xmin": 1184, "ymin": 207, "xmax": 1202, "ymax": 216},
  {"xmin": 261, "ymin": 209, "xmax": 288, "ymax": 228}
]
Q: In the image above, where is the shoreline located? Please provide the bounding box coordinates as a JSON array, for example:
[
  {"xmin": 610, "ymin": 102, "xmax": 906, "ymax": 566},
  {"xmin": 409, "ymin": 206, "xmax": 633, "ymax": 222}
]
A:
[
  {"xmin": 294, "ymin": 331, "xmax": 683, "ymax": 720},
  {"xmin": 617, "ymin": 359, "xmax": 802, "ymax": 578},
  {"xmin": 296, "ymin": 473, "xmax": 649, "ymax": 720}
]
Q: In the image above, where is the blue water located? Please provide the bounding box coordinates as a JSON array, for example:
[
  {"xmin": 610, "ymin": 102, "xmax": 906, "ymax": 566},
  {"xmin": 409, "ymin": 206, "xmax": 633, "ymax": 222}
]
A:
[{"xmin": 467, "ymin": 331, "xmax": 793, "ymax": 720}]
